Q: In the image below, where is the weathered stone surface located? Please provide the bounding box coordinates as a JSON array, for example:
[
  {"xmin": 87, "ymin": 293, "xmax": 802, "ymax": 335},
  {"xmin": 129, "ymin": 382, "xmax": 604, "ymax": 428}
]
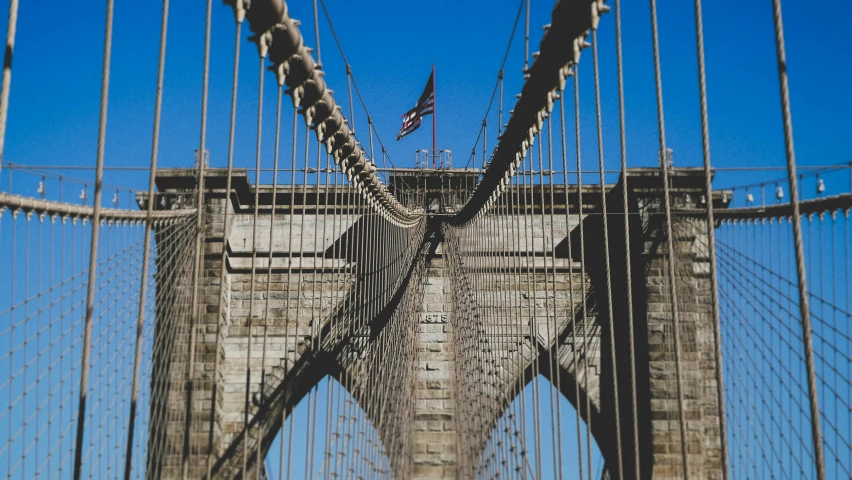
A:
[
  {"xmin": 412, "ymin": 256, "xmax": 457, "ymax": 479},
  {"xmin": 148, "ymin": 170, "xmax": 724, "ymax": 480}
]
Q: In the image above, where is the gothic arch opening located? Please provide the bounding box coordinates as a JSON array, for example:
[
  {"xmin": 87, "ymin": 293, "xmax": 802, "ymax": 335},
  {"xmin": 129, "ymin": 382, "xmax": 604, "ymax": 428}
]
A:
[
  {"xmin": 482, "ymin": 373, "xmax": 606, "ymax": 479},
  {"xmin": 264, "ymin": 375, "xmax": 392, "ymax": 480}
]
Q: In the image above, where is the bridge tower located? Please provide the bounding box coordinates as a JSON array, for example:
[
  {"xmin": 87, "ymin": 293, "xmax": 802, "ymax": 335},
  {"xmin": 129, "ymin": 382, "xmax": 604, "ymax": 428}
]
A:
[{"xmin": 146, "ymin": 167, "xmax": 726, "ymax": 479}]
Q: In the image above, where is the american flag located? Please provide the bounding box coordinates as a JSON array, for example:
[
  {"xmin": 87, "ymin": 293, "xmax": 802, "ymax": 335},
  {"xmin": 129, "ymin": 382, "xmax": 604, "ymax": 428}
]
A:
[{"xmin": 396, "ymin": 72, "xmax": 435, "ymax": 140}]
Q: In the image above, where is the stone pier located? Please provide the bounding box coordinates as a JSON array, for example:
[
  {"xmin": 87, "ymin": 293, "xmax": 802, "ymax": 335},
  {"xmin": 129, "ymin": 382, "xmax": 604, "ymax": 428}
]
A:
[
  {"xmin": 146, "ymin": 168, "xmax": 728, "ymax": 479},
  {"xmin": 412, "ymin": 247, "xmax": 458, "ymax": 479}
]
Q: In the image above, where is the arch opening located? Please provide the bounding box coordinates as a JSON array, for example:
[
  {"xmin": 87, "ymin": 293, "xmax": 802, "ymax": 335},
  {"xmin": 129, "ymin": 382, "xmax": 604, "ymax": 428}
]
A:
[
  {"xmin": 481, "ymin": 373, "xmax": 606, "ymax": 479},
  {"xmin": 264, "ymin": 375, "xmax": 392, "ymax": 480}
]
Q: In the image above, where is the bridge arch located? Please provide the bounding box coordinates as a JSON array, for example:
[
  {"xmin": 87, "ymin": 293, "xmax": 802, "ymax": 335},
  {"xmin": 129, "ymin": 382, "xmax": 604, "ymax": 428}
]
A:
[
  {"xmin": 482, "ymin": 373, "xmax": 608, "ymax": 479},
  {"xmin": 263, "ymin": 374, "xmax": 393, "ymax": 480},
  {"xmin": 174, "ymin": 340, "xmax": 403, "ymax": 479}
]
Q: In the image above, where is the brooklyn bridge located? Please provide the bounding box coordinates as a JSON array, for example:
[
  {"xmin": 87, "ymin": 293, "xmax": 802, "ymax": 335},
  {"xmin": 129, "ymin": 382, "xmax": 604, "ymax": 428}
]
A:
[{"xmin": 0, "ymin": 0, "xmax": 850, "ymax": 478}]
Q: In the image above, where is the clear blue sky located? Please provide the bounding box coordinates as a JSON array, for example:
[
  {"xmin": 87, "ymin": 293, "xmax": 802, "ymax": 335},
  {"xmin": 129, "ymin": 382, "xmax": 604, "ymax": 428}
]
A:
[{"xmin": 1, "ymin": 0, "xmax": 850, "ymax": 197}]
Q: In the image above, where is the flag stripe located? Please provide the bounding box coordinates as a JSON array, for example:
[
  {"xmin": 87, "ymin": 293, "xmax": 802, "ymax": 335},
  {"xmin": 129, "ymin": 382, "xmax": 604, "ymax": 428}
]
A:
[
  {"xmin": 397, "ymin": 71, "xmax": 435, "ymax": 141},
  {"xmin": 396, "ymin": 117, "xmax": 422, "ymax": 140}
]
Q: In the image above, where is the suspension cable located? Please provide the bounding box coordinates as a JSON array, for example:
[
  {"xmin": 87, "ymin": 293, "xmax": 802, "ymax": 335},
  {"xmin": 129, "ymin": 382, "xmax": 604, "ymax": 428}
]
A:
[
  {"xmin": 205, "ymin": 10, "xmax": 242, "ymax": 479},
  {"xmin": 590, "ymin": 26, "xmax": 624, "ymax": 479},
  {"xmin": 124, "ymin": 0, "xmax": 171, "ymax": 477},
  {"xmin": 691, "ymin": 0, "xmax": 729, "ymax": 477},
  {"xmin": 770, "ymin": 0, "xmax": 825, "ymax": 477},
  {"xmin": 648, "ymin": 0, "xmax": 690, "ymax": 475},
  {"xmin": 612, "ymin": 1, "xmax": 642, "ymax": 475},
  {"xmin": 73, "ymin": 1, "xmax": 115, "ymax": 477},
  {"xmin": 0, "ymin": 0, "xmax": 19, "ymax": 172}
]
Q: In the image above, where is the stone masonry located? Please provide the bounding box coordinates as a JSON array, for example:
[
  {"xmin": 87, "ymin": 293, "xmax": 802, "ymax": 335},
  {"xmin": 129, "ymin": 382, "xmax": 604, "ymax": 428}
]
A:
[
  {"xmin": 147, "ymin": 168, "xmax": 727, "ymax": 479},
  {"xmin": 412, "ymin": 248, "xmax": 458, "ymax": 479}
]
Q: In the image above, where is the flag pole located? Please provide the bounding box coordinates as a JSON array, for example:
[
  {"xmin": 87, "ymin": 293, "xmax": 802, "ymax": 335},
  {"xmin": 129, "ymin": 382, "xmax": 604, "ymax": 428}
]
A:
[{"xmin": 432, "ymin": 63, "xmax": 437, "ymax": 169}]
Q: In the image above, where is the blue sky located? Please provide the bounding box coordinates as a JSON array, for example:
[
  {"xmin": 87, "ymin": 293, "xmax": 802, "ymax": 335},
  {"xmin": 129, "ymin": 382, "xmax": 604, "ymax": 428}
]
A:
[{"xmin": 1, "ymin": 0, "xmax": 850, "ymax": 198}]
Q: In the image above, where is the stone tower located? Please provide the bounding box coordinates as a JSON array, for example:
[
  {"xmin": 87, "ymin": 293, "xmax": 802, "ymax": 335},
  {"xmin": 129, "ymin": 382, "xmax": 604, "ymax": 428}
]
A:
[{"xmin": 146, "ymin": 168, "xmax": 726, "ymax": 479}]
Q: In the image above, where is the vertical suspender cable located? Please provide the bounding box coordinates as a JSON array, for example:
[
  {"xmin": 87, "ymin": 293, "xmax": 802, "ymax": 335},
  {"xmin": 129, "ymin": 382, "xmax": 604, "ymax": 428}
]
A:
[
  {"xmin": 498, "ymin": 72, "xmax": 504, "ymax": 139},
  {"xmin": 0, "ymin": 0, "xmax": 19, "ymax": 173},
  {"xmin": 185, "ymin": 0, "xmax": 217, "ymax": 473},
  {"xmin": 521, "ymin": 145, "xmax": 543, "ymax": 479},
  {"xmin": 284, "ymin": 107, "xmax": 298, "ymax": 480},
  {"xmin": 346, "ymin": 65, "xmax": 355, "ymax": 135},
  {"xmin": 368, "ymin": 118, "xmax": 375, "ymax": 167},
  {"xmin": 73, "ymin": 1, "xmax": 114, "ymax": 478},
  {"xmin": 536, "ymin": 125, "xmax": 558, "ymax": 479},
  {"xmin": 307, "ymin": 139, "xmax": 323, "ymax": 479},
  {"xmin": 312, "ymin": 0, "xmax": 322, "ymax": 68},
  {"xmin": 692, "ymin": 0, "xmax": 729, "ymax": 477},
  {"xmin": 260, "ymin": 82, "xmax": 283, "ymax": 480},
  {"xmin": 482, "ymin": 120, "xmax": 487, "ymax": 169},
  {"xmin": 546, "ymin": 113, "xmax": 565, "ymax": 480},
  {"xmin": 207, "ymin": 14, "xmax": 243, "ymax": 480},
  {"xmin": 297, "ymin": 127, "xmax": 312, "ymax": 479},
  {"xmin": 510, "ymin": 149, "xmax": 529, "ymax": 480},
  {"xmin": 312, "ymin": 2, "xmax": 328, "ymax": 474},
  {"xmin": 559, "ymin": 84, "xmax": 584, "ymax": 480},
  {"xmin": 242, "ymin": 55, "xmax": 264, "ymax": 479},
  {"xmin": 125, "ymin": 1, "xmax": 170, "ymax": 477},
  {"xmin": 770, "ymin": 1, "xmax": 825, "ymax": 478},
  {"xmin": 432, "ymin": 65, "xmax": 438, "ymax": 168},
  {"xmin": 364, "ymin": 172, "xmax": 380, "ymax": 474},
  {"xmin": 590, "ymin": 28, "xmax": 624, "ymax": 480},
  {"xmin": 523, "ymin": 0, "xmax": 530, "ymax": 72},
  {"xmin": 322, "ymin": 150, "xmax": 340, "ymax": 480},
  {"xmin": 572, "ymin": 70, "xmax": 593, "ymax": 480},
  {"xmin": 613, "ymin": 1, "xmax": 641, "ymax": 475},
  {"xmin": 648, "ymin": 0, "xmax": 689, "ymax": 476}
]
